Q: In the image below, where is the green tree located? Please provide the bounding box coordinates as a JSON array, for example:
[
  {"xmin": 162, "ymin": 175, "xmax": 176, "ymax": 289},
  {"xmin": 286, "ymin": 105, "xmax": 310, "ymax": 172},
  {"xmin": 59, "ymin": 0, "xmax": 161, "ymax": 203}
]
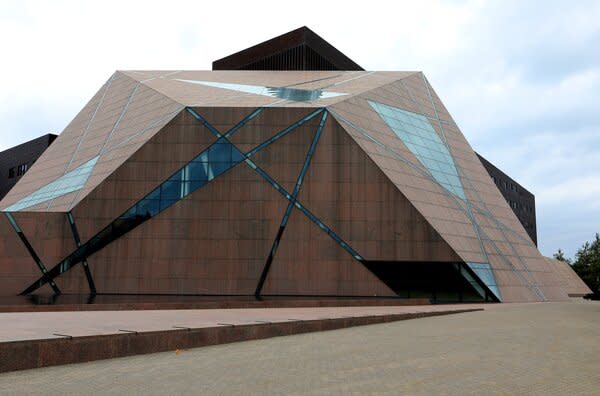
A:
[
  {"xmin": 571, "ymin": 233, "xmax": 600, "ymax": 293},
  {"xmin": 553, "ymin": 249, "xmax": 571, "ymax": 264}
]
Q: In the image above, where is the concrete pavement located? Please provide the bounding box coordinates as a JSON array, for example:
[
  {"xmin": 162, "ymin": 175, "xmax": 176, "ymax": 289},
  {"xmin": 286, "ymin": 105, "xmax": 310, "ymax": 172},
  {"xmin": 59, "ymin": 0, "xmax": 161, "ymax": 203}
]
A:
[{"xmin": 0, "ymin": 301, "xmax": 598, "ymax": 395}]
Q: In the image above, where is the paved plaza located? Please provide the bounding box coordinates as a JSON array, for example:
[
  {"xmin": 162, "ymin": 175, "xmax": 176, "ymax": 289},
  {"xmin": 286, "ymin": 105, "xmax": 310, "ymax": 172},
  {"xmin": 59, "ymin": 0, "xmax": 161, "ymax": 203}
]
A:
[{"xmin": 1, "ymin": 301, "xmax": 599, "ymax": 395}]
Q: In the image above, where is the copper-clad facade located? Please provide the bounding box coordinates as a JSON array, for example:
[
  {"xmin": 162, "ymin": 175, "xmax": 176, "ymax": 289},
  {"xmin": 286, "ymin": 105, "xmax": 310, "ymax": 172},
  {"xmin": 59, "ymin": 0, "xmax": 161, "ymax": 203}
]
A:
[{"xmin": 0, "ymin": 70, "xmax": 586, "ymax": 302}]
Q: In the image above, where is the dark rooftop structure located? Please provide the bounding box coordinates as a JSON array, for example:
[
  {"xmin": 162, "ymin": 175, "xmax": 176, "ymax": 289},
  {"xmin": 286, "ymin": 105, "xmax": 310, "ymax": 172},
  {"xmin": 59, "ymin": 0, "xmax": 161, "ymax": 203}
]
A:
[
  {"xmin": 0, "ymin": 134, "xmax": 57, "ymax": 200},
  {"xmin": 213, "ymin": 26, "xmax": 364, "ymax": 71}
]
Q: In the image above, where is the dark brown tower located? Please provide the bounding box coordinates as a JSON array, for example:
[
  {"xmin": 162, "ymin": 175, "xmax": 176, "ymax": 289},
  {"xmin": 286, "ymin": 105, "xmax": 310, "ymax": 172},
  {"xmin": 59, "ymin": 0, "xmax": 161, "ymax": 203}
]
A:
[{"xmin": 212, "ymin": 26, "xmax": 364, "ymax": 71}]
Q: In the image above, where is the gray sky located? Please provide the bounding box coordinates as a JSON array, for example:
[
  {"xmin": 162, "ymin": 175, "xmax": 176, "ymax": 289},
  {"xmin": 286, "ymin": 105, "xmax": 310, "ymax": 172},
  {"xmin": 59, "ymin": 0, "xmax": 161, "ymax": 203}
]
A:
[{"xmin": 1, "ymin": 0, "xmax": 598, "ymax": 259}]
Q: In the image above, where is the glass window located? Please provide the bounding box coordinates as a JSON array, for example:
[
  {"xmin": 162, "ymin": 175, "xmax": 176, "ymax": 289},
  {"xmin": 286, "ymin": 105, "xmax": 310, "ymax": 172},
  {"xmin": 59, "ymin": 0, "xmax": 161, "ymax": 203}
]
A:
[
  {"xmin": 174, "ymin": 79, "xmax": 346, "ymax": 103},
  {"xmin": 16, "ymin": 163, "xmax": 28, "ymax": 176},
  {"xmin": 368, "ymin": 100, "xmax": 466, "ymax": 200},
  {"xmin": 231, "ymin": 146, "xmax": 245, "ymax": 163},
  {"xmin": 4, "ymin": 156, "xmax": 99, "ymax": 212},
  {"xmin": 185, "ymin": 161, "xmax": 209, "ymax": 181},
  {"xmin": 194, "ymin": 151, "xmax": 209, "ymax": 163},
  {"xmin": 121, "ymin": 206, "xmax": 137, "ymax": 220},
  {"xmin": 161, "ymin": 180, "xmax": 183, "ymax": 200},
  {"xmin": 135, "ymin": 188, "xmax": 160, "ymax": 216},
  {"xmin": 116, "ymin": 138, "xmax": 245, "ymax": 223},
  {"xmin": 189, "ymin": 178, "xmax": 207, "ymax": 191},
  {"xmin": 168, "ymin": 169, "xmax": 184, "ymax": 182},
  {"xmin": 209, "ymin": 141, "xmax": 232, "ymax": 163},
  {"xmin": 466, "ymin": 262, "xmax": 501, "ymax": 301},
  {"xmin": 136, "ymin": 198, "xmax": 159, "ymax": 217},
  {"xmin": 211, "ymin": 162, "xmax": 230, "ymax": 178}
]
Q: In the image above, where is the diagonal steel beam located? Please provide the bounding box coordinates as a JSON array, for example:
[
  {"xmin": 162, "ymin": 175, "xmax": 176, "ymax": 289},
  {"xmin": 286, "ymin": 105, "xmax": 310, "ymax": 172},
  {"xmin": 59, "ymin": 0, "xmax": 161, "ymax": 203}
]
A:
[
  {"xmin": 20, "ymin": 107, "xmax": 267, "ymax": 295},
  {"xmin": 66, "ymin": 212, "xmax": 96, "ymax": 294},
  {"xmin": 22, "ymin": 106, "xmax": 364, "ymax": 296},
  {"xmin": 5, "ymin": 213, "xmax": 61, "ymax": 294},
  {"xmin": 189, "ymin": 108, "xmax": 364, "ymax": 265},
  {"xmin": 19, "ymin": 107, "xmax": 325, "ymax": 295},
  {"xmin": 254, "ymin": 110, "xmax": 329, "ymax": 297}
]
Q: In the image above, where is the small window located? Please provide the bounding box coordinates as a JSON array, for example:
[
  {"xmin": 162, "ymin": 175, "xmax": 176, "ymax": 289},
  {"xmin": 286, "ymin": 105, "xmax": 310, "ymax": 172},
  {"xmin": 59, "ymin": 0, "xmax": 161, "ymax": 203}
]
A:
[
  {"xmin": 8, "ymin": 167, "xmax": 15, "ymax": 178},
  {"xmin": 16, "ymin": 163, "xmax": 28, "ymax": 176}
]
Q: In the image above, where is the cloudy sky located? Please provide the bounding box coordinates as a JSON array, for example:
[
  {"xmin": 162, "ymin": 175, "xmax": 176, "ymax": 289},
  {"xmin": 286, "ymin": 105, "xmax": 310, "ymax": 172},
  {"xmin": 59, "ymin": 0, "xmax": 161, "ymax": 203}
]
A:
[{"xmin": 0, "ymin": 0, "xmax": 598, "ymax": 258}]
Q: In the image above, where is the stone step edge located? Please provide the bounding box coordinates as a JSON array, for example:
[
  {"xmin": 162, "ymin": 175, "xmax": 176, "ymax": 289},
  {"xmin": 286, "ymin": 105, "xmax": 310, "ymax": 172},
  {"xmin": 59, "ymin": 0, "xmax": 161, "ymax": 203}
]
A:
[{"xmin": 0, "ymin": 308, "xmax": 483, "ymax": 373}]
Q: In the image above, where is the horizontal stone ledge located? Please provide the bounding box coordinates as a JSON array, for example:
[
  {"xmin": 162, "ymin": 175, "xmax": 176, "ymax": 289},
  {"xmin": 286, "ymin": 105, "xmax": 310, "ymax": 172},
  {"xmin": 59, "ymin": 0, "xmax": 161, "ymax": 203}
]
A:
[
  {"xmin": 0, "ymin": 297, "xmax": 432, "ymax": 313},
  {"xmin": 0, "ymin": 308, "xmax": 482, "ymax": 373}
]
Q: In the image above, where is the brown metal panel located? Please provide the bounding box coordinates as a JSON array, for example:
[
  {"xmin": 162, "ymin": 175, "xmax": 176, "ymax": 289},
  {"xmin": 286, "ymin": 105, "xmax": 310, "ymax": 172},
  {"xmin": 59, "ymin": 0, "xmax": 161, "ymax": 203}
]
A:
[
  {"xmin": 64, "ymin": 163, "xmax": 288, "ymax": 295},
  {"xmin": 543, "ymin": 257, "xmax": 591, "ymax": 296},
  {"xmin": 261, "ymin": 208, "xmax": 396, "ymax": 296},
  {"xmin": 250, "ymin": 113, "xmax": 320, "ymax": 192},
  {"xmin": 225, "ymin": 107, "xmax": 315, "ymax": 153},
  {"xmin": 0, "ymin": 214, "xmax": 41, "ymax": 295},
  {"xmin": 297, "ymin": 116, "xmax": 461, "ymax": 263},
  {"xmin": 70, "ymin": 109, "xmax": 217, "ymax": 242},
  {"xmin": 0, "ymin": 212, "xmax": 78, "ymax": 296}
]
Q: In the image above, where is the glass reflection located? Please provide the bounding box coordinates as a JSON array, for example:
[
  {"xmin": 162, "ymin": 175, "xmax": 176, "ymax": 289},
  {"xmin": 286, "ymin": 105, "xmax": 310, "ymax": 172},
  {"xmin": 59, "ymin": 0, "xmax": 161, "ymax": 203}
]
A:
[
  {"xmin": 368, "ymin": 100, "xmax": 466, "ymax": 199},
  {"xmin": 175, "ymin": 79, "xmax": 346, "ymax": 102},
  {"xmin": 4, "ymin": 156, "xmax": 100, "ymax": 211},
  {"xmin": 467, "ymin": 262, "xmax": 501, "ymax": 301},
  {"xmin": 121, "ymin": 138, "xmax": 244, "ymax": 220}
]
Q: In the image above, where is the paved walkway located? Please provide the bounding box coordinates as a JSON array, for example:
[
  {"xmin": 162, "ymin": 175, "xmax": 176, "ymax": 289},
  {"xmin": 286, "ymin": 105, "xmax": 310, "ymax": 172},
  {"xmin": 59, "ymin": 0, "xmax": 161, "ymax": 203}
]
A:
[
  {"xmin": 1, "ymin": 301, "xmax": 599, "ymax": 395},
  {"xmin": 0, "ymin": 304, "xmax": 480, "ymax": 342}
]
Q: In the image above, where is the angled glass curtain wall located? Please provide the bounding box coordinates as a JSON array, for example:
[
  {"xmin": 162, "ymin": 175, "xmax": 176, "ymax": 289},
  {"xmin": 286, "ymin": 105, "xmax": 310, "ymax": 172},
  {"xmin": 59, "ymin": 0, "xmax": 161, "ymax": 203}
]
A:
[
  {"xmin": 453, "ymin": 262, "xmax": 501, "ymax": 302},
  {"xmin": 121, "ymin": 138, "xmax": 245, "ymax": 219},
  {"xmin": 174, "ymin": 79, "xmax": 346, "ymax": 102},
  {"xmin": 368, "ymin": 100, "xmax": 466, "ymax": 199},
  {"xmin": 466, "ymin": 262, "xmax": 501, "ymax": 301},
  {"xmin": 4, "ymin": 156, "xmax": 99, "ymax": 212}
]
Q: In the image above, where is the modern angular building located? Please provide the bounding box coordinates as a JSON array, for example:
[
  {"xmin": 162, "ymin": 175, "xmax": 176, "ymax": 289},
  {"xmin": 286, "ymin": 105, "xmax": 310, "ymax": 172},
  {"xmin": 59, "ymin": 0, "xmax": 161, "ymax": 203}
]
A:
[{"xmin": 0, "ymin": 28, "xmax": 590, "ymax": 302}]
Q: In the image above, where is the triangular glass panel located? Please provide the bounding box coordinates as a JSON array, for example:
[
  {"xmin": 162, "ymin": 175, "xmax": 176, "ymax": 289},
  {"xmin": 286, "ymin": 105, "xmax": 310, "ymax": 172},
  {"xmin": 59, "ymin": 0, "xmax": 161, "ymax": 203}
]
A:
[
  {"xmin": 175, "ymin": 79, "xmax": 346, "ymax": 102},
  {"xmin": 4, "ymin": 156, "xmax": 99, "ymax": 211},
  {"xmin": 120, "ymin": 137, "xmax": 246, "ymax": 220},
  {"xmin": 466, "ymin": 262, "xmax": 502, "ymax": 301},
  {"xmin": 368, "ymin": 100, "xmax": 466, "ymax": 199}
]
